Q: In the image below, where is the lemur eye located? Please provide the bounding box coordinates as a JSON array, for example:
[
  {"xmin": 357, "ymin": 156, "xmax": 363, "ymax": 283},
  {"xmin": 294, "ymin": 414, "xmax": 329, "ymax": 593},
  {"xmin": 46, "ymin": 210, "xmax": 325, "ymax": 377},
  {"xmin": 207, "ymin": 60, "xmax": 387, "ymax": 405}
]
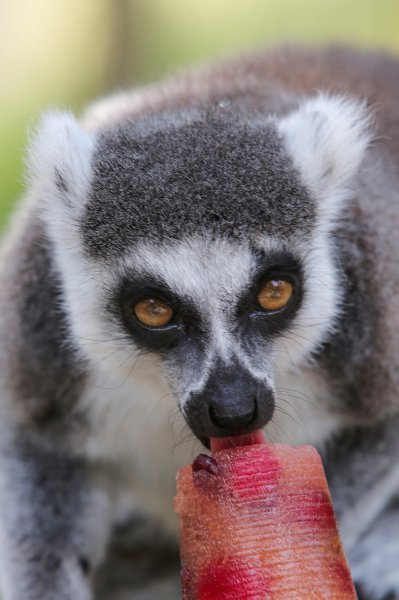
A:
[
  {"xmin": 133, "ymin": 297, "xmax": 174, "ymax": 328},
  {"xmin": 257, "ymin": 280, "xmax": 293, "ymax": 312}
]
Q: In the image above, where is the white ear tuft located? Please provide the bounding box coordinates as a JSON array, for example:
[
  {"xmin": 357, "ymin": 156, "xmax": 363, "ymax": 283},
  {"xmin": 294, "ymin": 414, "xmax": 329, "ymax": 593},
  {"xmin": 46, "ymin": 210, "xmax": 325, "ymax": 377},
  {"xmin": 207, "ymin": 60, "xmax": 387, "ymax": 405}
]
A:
[
  {"xmin": 277, "ymin": 94, "xmax": 372, "ymax": 213},
  {"xmin": 27, "ymin": 110, "xmax": 96, "ymax": 213}
]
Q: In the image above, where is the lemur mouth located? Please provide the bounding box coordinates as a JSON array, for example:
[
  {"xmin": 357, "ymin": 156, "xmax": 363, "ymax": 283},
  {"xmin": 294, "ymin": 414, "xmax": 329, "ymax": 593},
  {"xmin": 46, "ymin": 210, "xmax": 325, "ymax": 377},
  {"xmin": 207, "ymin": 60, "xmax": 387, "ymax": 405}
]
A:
[
  {"xmin": 210, "ymin": 430, "xmax": 266, "ymax": 453},
  {"xmin": 199, "ymin": 430, "xmax": 266, "ymax": 452}
]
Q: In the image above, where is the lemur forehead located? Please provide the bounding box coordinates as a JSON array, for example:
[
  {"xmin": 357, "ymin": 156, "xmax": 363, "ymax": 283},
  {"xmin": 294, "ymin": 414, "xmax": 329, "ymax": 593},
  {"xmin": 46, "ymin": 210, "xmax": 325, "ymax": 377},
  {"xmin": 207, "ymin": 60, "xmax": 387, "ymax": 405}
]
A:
[
  {"xmin": 119, "ymin": 237, "xmax": 257, "ymax": 305},
  {"xmin": 82, "ymin": 106, "xmax": 316, "ymax": 260}
]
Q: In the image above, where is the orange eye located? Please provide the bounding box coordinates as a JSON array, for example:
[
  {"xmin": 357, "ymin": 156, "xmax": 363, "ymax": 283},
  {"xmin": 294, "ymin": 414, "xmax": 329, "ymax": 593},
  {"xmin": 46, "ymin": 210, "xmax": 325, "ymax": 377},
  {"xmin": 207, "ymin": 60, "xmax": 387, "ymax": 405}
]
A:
[
  {"xmin": 257, "ymin": 280, "xmax": 293, "ymax": 312},
  {"xmin": 133, "ymin": 297, "xmax": 174, "ymax": 328}
]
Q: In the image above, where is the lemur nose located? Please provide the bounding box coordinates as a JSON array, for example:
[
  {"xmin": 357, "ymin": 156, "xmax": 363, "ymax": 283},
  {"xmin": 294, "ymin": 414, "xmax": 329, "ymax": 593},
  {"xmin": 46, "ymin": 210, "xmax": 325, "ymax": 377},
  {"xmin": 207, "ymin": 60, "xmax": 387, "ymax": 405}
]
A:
[
  {"xmin": 184, "ymin": 358, "xmax": 275, "ymax": 441},
  {"xmin": 209, "ymin": 400, "xmax": 257, "ymax": 432}
]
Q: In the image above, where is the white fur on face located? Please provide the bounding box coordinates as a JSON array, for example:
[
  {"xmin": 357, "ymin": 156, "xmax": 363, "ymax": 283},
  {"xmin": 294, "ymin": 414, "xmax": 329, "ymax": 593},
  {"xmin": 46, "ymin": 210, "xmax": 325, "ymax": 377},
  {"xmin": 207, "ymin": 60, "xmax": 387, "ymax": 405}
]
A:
[
  {"xmin": 114, "ymin": 233, "xmax": 340, "ymax": 410},
  {"xmin": 37, "ymin": 215, "xmax": 342, "ymax": 420},
  {"xmin": 272, "ymin": 229, "xmax": 342, "ymax": 374},
  {"xmin": 119, "ymin": 238, "xmax": 264, "ymax": 400}
]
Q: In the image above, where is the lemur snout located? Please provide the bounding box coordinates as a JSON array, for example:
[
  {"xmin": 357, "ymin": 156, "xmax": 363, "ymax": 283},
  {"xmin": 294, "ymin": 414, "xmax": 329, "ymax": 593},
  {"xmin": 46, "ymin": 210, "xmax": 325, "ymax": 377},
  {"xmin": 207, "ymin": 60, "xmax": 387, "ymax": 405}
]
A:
[{"xmin": 184, "ymin": 358, "xmax": 275, "ymax": 439}]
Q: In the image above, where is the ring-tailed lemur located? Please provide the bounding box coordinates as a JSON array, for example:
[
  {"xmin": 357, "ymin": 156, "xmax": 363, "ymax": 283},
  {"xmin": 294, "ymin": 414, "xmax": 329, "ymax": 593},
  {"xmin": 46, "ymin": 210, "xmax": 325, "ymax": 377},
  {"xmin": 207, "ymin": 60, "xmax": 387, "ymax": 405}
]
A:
[{"xmin": 0, "ymin": 45, "xmax": 399, "ymax": 600}]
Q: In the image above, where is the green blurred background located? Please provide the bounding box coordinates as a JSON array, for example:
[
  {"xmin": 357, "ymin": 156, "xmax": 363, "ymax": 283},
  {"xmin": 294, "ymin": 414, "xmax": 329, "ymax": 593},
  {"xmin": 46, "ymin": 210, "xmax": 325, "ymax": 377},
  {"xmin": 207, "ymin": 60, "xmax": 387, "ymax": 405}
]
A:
[{"xmin": 1, "ymin": 0, "xmax": 399, "ymax": 229}]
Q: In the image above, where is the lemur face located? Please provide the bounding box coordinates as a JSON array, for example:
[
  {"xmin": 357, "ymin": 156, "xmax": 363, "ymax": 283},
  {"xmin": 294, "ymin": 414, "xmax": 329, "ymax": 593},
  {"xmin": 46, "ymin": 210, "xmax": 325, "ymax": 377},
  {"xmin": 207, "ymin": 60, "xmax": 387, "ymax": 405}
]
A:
[
  {"xmin": 107, "ymin": 238, "xmax": 305, "ymax": 442},
  {"xmin": 29, "ymin": 97, "xmax": 370, "ymax": 442}
]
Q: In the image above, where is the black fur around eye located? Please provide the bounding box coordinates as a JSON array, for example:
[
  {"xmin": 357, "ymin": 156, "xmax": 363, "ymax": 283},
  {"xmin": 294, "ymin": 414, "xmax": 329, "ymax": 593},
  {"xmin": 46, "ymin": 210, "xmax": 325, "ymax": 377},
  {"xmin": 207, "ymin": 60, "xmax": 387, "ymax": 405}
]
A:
[
  {"xmin": 235, "ymin": 253, "xmax": 303, "ymax": 336},
  {"xmin": 110, "ymin": 276, "xmax": 205, "ymax": 352},
  {"xmin": 119, "ymin": 294, "xmax": 183, "ymax": 352}
]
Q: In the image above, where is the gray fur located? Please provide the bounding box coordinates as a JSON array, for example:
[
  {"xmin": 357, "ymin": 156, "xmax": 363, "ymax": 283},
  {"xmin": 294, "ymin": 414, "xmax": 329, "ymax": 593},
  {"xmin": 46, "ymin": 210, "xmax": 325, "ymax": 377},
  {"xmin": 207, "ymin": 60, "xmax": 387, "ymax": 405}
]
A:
[
  {"xmin": 0, "ymin": 435, "xmax": 95, "ymax": 600},
  {"xmin": 0, "ymin": 45, "xmax": 399, "ymax": 599},
  {"xmin": 322, "ymin": 417, "xmax": 399, "ymax": 542},
  {"xmin": 317, "ymin": 150, "xmax": 399, "ymax": 422},
  {"xmin": 83, "ymin": 108, "xmax": 314, "ymax": 259},
  {"xmin": 0, "ymin": 207, "xmax": 88, "ymax": 433}
]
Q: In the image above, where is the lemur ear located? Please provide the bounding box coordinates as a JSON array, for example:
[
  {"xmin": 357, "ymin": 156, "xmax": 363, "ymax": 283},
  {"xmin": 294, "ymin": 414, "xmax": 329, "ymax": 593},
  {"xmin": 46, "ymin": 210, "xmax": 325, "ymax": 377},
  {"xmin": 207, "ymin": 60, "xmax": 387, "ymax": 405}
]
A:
[
  {"xmin": 277, "ymin": 94, "xmax": 372, "ymax": 216},
  {"xmin": 27, "ymin": 110, "xmax": 96, "ymax": 214}
]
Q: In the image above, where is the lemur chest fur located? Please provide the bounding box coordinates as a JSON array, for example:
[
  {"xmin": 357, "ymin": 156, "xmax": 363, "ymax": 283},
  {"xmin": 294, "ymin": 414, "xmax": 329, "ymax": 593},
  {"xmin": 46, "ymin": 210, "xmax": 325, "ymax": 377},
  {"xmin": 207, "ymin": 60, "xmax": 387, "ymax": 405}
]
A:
[{"xmin": 80, "ymin": 359, "xmax": 343, "ymax": 534}]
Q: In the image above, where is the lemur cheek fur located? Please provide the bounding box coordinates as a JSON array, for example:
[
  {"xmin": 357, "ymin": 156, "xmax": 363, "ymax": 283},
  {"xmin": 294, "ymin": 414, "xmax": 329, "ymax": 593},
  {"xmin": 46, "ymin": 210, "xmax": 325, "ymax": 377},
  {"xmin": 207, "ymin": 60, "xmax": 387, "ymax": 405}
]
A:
[{"xmin": 0, "ymin": 46, "xmax": 398, "ymax": 599}]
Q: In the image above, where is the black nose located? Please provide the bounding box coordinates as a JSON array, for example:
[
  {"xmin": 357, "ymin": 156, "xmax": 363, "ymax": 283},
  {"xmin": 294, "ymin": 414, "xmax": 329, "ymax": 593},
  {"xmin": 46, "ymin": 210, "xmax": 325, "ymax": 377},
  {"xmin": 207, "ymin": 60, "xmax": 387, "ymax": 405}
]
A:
[
  {"xmin": 209, "ymin": 401, "xmax": 257, "ymax": 431},
  {"xmin": 184, "ymin": 357, "xmax": 274, "ymax": 440}
]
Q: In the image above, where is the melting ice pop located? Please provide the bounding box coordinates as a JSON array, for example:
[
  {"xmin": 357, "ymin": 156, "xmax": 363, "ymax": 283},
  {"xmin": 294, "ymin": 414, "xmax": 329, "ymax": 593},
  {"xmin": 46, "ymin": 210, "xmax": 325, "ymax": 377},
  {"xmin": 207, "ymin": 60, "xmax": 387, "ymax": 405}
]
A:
[{"xmin": 175, "ymin": 432, "xmax": 356, "ymax": 599}]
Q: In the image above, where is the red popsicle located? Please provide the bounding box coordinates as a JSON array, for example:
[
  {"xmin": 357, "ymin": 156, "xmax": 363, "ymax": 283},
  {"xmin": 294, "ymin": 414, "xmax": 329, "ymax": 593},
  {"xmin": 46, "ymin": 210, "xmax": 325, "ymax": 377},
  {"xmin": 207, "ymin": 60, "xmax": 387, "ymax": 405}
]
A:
[{"xmin": 175, "ymin": 432, "xmax": 357, "ymax": 599}]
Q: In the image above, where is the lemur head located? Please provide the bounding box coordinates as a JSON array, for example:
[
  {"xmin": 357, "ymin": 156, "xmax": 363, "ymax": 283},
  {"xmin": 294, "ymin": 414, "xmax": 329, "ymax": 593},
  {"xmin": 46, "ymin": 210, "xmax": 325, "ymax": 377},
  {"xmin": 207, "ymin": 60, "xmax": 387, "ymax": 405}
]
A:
[{"xmin": 28, "ymin": 95, "xmax": 370, "ymax": 444}]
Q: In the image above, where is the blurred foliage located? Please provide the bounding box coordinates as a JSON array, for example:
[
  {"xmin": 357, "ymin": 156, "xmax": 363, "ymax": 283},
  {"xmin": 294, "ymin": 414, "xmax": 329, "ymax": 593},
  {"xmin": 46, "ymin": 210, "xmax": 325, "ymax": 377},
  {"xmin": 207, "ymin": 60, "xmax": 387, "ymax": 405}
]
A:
[{"xmin": 1, "ymin": 0, "xmax": 399, "ymax": 228}]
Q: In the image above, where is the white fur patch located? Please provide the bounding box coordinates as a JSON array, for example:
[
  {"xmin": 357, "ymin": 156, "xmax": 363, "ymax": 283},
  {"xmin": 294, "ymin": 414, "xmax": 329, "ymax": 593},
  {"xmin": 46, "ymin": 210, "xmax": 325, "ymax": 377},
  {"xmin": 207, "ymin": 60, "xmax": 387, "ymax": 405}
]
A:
[
  {"xmin": 271, "ymin": 231, "xmax": 341, "ymax": 373},
  {"xmin": 121, "ymin": 238, "xmax": 254, "ymax": 355},
  {"xmin": 27, "ymin": 110, "xmax": 96, "ymax": 218},
  {"xmin": 267, "ymin": 366, "xmax": 343, "ymax": 448},
  {"xmin": 26, "ymin": 113, "xmax": 107, "ymax": 370},
  {"xmin": 277, "ymin": 93, "xmax": 372, "ymax": 221},
  {"xmin": 81, "ymin": 361, "xmax": 202, "ymax": 534}
]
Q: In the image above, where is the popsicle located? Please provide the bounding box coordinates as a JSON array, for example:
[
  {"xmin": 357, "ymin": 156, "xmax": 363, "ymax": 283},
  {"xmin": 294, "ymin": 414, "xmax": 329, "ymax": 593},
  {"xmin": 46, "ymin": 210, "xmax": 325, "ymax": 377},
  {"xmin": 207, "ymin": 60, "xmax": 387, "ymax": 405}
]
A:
[{"xmin": 175, "ymin": 433, "xmax": 357, "ymax": 599}]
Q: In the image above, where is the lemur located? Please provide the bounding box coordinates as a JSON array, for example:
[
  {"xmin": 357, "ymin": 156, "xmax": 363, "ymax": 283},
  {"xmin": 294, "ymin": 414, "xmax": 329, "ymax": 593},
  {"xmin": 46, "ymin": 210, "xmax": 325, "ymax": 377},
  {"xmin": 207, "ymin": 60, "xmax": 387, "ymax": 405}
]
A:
[{"xmin": 0, "ymin": 44, "xmax": 398, "ymax": 600}]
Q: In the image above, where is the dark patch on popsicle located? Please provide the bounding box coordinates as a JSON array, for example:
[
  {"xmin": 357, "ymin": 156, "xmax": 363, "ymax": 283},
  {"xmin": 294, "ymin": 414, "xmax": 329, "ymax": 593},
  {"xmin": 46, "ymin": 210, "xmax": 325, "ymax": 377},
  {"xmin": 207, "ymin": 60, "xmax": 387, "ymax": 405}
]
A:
[
  {"xmin": 193, "ymin": 454, "xmax": 220, "ymax": 476},
  {"xmin": 192, "ymin": 453, "xmax": 222, "ymax": 493}
]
